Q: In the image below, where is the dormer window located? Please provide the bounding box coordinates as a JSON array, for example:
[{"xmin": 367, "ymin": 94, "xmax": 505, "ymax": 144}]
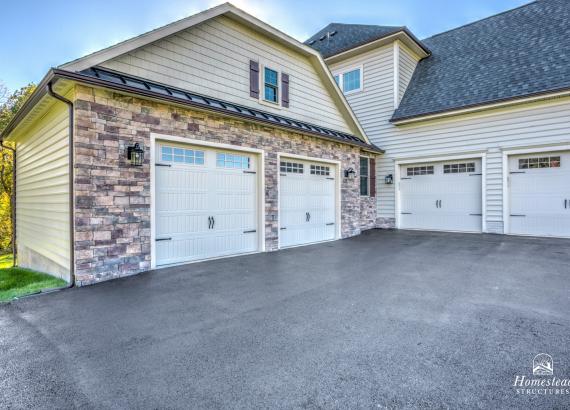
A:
[{"xmin": 333, "ymin": 66, "xmax": 363, "ymax": 94}]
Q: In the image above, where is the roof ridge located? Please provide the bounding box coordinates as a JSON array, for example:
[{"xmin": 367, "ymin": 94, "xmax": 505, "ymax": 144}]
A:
[{"xmin": 423, "ymin": 0, "xmax": 538, "ymax": 41}]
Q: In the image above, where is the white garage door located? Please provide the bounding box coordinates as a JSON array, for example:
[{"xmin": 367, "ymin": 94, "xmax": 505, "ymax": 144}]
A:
[
  {"xmin": 400, "ymin": 159, "xmax": 482, "ymax": 232},
  {"xmin": 508, "ymin": 151, "xmax": 570, "ymax": 238},
  {"xmin": 155, "ymin": 143, "xmax": 258, "ymax": 266},
  {"xmin": 279, "ymin": 159, "xmax": 337, "ymax": 247}
]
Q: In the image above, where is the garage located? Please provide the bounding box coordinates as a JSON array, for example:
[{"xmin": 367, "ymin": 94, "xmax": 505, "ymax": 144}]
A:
[
  {"xmin": 279, "ymin": 158, "xmax": 338, "ymax": 247},
  {"xmin": 508, "ymin": 151, "xmax": 570, "ymax": 238},
  {"xmin": 399, "ymin": 159, "xmax": 483, "ymax": 232},
  {"xmin": 154, "ymin": 142, "xmax": 259, "ymax": 266}
]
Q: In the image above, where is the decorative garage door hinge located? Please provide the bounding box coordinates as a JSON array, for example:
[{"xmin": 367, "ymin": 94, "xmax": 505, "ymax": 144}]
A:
[
  {"xmin": 401, "ymin": 212, "xmax": 412, "ymax": 215},
  {"xmin": 326, "ymin": 222, "xmax": 335, "ymax": 226},
  {"xmin": 280, "ymin": 227, "xmax": 287, "ymax": 230},
  {"xmin": 155, "ymin": 237, "xmax": 172, "ymax": 241},
  {"xmin": 469, "ymin": 173, "xmax": 482, "ymax": 176},
  {"xmin": 510, "ymin": 171, "xmax": 525, "ymax": 174},
  {"xmin": 401, "ymin": 177, "xmax": 412, "ymax": 180},
  {"xmin": 243, "ymin": 170, "xmax": 256, "ymax": 174},
  {"xmin": 469, "ymin": 213, "xmax": 483, "ymax": 216},
  {"xmin": 510, "ymin": 214, "xmax": 526, "ymax": 217},
  {"xmin": 326, "ymin": 177, "xmax": 335, "ymax": 180},
  {"xmin": 155, "ymin": 163, "xmax": 172, "ymax": 167},
  {"xmin": 243, "ymin": 229, "xmax": 257, "ymax": 233}
]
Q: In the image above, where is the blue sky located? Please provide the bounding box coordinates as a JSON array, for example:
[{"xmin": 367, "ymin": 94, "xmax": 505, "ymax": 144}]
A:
[{"xmin": 0, "ymin": 0, "xmax": 529, "ymax": 92}]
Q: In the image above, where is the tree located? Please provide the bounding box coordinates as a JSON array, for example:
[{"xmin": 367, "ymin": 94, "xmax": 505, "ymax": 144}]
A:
[{"xmin": 0, "ymin": 83, "xmax": 36, "ymax": 254}]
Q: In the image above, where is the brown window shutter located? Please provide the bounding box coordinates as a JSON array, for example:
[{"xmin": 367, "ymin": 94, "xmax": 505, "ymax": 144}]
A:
[
  {"xmin": 281, "ymin": 73, "xmax": 290, "ymax": 107},
  {"xmin": 370, "ymin": 158, "xmax": 376, "ymax": 197},
  {"xmin": 250, "ymin": 60, "xmax": 259, "ymax": 98}
]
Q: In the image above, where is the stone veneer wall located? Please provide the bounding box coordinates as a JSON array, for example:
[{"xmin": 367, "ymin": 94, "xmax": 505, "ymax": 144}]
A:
[{"xmin": 72, "ymin": 85, "xmax": 377, "ymax": 285}]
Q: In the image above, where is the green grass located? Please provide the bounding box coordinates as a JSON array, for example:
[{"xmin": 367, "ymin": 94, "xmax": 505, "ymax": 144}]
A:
[{"xmin": 0, "ymin": 254, "xmax": 67, "ymax": 302}]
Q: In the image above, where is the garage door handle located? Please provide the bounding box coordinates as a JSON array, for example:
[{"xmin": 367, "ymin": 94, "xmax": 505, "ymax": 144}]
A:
[
  {"xmin": 565, "ymin": 199, "xmax": 568, "ymax": 209},
  {"xmin": 212, "ymin": 216, "xmax": 215, "ymax": 229},
  {"xmin": 243, "ymin": 229, "xmax": 256, "ymax": 233},
  {"xmin": 156, "ymin": 237, "xmax": 172, "ymax": 241}
]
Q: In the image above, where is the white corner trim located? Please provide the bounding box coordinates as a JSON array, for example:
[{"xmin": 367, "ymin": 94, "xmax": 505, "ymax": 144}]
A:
[
  {"xmin": 276, "ymin": 153, "xmax": 342, "ymax": 248},
  {"xmin": 149, "ymin": 132, "xmax": 266, "ymax": 269},
  {"xmin": 393, "ymin": 41, "xmax": 400, "ymax": 109},
  {"xmin": 501, "ymin": 143, "xmax": 570, "ymax": 236},
  {"xmin": 394, "ymin": 151, "xmax": 487, "ymax": 233}
]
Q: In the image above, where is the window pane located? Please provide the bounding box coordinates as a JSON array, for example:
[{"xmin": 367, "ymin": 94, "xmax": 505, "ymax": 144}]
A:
[
  {"xmin": 162, "ymin": 154, "xmax": 172, "ymax": 161},
  {"xmin": 264, "ymin": 86, "xmax": 277, "ymax": 102},
  {"xmin": 265, "ymin": 68, "xmax": 278, "ymax": 86},
  {"xmin": 343, "ymin": 69, "xmax": 361, "ymax": 93},
  {"xmin": 360, "ymin": 176, "xmax": 369, "ymax": 196},
  {"xmin": 360, "ymin": 157, "xmax": 369, "ymax": 175},
  {"xmin": 173, "ymin": 148, "xmax": 184, "ymax": 156},
  {"xmin": 195, "ymin": 157, "xmax": 204, "ymax": 165}
]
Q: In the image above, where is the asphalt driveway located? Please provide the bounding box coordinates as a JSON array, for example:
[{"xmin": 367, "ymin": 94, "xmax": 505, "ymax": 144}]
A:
[{"xmin": 1, "ymin": 230, "xmax": 569, "ymax": 409}]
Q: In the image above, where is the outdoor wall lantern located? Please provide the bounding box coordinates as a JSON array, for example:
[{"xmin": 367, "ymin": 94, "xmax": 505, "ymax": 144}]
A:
[
  {"xmin": 344, "ymin": 167, "xmax": 356, "ymax": 179},
  {"xmin": 127, "ymin": 143, "xmax": 144, "ymax": 166},
  {"xmin": 385, "ymin": 174, "xmax": 394, "ymax": 184}
]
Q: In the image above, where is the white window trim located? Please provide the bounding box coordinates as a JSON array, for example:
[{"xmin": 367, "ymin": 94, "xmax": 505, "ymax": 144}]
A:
[
  {"xmin": 360, "ymin": 156, "xmax": 370, "ymax": 197},
  {"xmin": 333, "ymin": 65, "xmax": 363, "ymax": 95},
  {"xmin": 259, "ymin": 64, "xmax": 281, "ymax": 108}
]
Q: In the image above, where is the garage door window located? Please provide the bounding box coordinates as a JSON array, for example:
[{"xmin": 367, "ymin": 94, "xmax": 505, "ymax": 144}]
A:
[
  {"xmin": 161, "ymin": 146, "xmax": 205, "ymax": 165},
  {"xmin": 443, "ymin": 162, "xmax": 475, "ymax": 174},
  {"xmin": 407, "ymin": 166, "xmax": 434, "ymax": 176},
  {"xmin": 280, "ymin": 161, "xmax": 304, "ymax": 173},
  {"xmin": 216, "ymin": 153, "xmax": 250, "ymax": 169},
  {"xmin": 310, "ymin": 165, "xmax": 330, "ymax": 176},
  {"xmin": 519, "ymin": 156, "xmax": 561, "ymax": 169}
]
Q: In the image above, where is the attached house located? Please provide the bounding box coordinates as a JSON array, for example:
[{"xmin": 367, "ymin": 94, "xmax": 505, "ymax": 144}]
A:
[
  {"xmin": 307, "ymin": 0, "xmax": 570, "ymax": 238},
  {"xmin": 2, "ymin": 0, "xmax": 569, "ymax": 286}
]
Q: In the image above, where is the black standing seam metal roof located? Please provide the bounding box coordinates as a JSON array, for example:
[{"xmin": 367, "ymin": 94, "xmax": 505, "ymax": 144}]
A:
[
  {"xmin": 306, "ymin": 0, "xmax": 570, "ymax": 122},
  {"xmin": 78, "ymin": 67, "xmax": 382, "ymax": 152}
]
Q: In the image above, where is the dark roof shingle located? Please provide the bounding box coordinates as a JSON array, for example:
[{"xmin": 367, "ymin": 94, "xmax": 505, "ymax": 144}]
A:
[
  {"xmin": 393, "ymin": 0, "xmax": 570, "ymax": 121},
  {"xmin": 305, "ymin": 23, "xmax": 404, "ymax": 58}
]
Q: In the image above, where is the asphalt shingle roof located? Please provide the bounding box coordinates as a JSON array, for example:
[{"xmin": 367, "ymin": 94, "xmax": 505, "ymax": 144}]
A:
[
  {"xmin": 305, "ymin": 23, "xmax": 404, "ymax": 59},
  {"xmin": 393, "ymin": 0, "xmax": 570, "ymax": 121},
  {"xmin": 307, "ymin": 0, "xmax": 570, "ymax": 122}
]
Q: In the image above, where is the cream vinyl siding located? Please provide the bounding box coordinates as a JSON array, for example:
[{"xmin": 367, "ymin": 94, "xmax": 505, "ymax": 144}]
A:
[
  {"xmin": 100, "ymin": 15, "xmax": 352, "ymax": 133},
  {"xmin": 398, "ymin": 45, "xmax": 419, "ymax": 104},
  {"xmin": 16, "ymin": 103, "xmax": 70, "ymax": 279},
  {"xmin": 329, "ymin": 41, "xmax": 570, "ymax": 233}
]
